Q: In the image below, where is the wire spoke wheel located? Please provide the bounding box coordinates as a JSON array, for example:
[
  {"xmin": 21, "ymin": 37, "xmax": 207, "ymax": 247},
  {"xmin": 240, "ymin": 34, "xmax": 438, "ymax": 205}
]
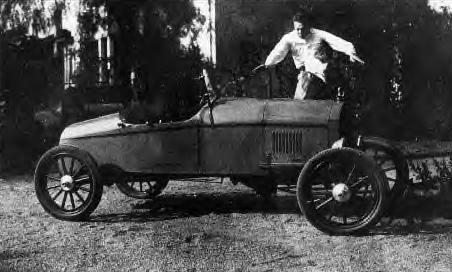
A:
[
  {"xmin": 116, "ymin": 178, "xmax": 169, "ymax": 199},
  {"xmin": 297, "ymin": 148, "xmax": 389, "ymax": 235},
  {"xmin": 35, "ymin": 146, "xmax": 103, "ymax": 221}
]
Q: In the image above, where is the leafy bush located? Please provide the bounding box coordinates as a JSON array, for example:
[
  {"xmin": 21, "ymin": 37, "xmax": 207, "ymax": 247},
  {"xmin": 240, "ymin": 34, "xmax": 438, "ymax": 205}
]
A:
[
  {"xmin": 408, "ymin": 157, "xmax": 452, "ymax": 197},
  {"xmin": 0, "ymin": 32, "xmax": 62, "ymax": 172}
]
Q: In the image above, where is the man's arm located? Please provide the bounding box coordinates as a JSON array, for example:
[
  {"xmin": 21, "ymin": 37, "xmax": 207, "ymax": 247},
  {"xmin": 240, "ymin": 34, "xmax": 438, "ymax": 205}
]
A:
[
  {"xmin": 316, "ymin": 29, "xmax": 364, "ymax": 64},
  {"xmin": 265, "ymin": 35, "xmax": 290, "ymax": 67}
]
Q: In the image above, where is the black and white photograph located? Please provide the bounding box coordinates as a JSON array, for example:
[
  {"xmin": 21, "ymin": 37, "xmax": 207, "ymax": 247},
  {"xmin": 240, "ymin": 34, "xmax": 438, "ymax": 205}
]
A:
[{"xmin": 2, "ymin": 0, "xmax": 452, "ymax": 271}]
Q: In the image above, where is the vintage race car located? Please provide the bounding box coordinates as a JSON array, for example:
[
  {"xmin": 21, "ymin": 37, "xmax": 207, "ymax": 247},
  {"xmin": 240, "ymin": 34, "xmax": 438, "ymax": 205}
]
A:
[{"xmin": 34, "ymin": 73, "xmax": 409, "ymax": 235}]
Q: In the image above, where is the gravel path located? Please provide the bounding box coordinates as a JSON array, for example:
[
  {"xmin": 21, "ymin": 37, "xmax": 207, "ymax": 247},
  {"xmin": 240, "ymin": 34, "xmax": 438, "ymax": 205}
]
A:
[{"xmin": 2, "ymin": 175, "xmax": 452, "ymax": 271}]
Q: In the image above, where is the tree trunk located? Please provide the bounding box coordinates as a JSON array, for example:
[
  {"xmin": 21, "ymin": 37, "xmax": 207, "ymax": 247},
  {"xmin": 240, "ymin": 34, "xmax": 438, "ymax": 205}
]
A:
[{"xmin": 0, "ymin": 34, "xmax": 3, "ymax": 92}]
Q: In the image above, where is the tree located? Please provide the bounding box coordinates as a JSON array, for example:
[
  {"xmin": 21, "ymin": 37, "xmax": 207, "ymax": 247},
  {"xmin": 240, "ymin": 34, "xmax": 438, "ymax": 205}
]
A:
[
  {"xmin": 76, "ymin": 0, "xmax": 206, "ymax": 122},
  {"xmin": 277, "ymin": 0, "xmax": 452, "ymax": 139},
  {"xmin": 0, "ymin": 0, "xmax": 66, "ymax": 171}
]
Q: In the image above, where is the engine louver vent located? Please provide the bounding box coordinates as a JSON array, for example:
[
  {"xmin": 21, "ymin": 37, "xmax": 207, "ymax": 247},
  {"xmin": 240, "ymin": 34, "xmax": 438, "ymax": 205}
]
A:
[{"xmin": 272, "ymin": 130, "xmax": 303, "ymax": 155}]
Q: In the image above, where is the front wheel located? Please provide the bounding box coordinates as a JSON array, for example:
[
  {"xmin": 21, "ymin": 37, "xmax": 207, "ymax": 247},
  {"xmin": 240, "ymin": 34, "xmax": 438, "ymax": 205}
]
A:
[
  {"xmin": 34, "ymin": 145, "xmax": 103, "ymax": 221},
  {"xmin": 297, "ymin": 148, "xmax": 389, "ymax": 235}
]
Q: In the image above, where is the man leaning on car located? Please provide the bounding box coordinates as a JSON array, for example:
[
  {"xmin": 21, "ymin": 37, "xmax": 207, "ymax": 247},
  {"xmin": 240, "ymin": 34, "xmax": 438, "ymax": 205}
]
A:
[{"xmin": 264, "ymin": 11, "xmax": 364, "ymax": 100}]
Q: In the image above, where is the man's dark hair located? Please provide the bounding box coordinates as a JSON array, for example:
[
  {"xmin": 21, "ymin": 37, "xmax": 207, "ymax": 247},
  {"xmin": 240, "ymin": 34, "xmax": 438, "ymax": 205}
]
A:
[
  {"xmin": 293, "ymin": 10, "xmax": 314, "ymax": 26},
  {"xmin": 292, "ymin": 12, "xmax": 304, "ymax": 23}
]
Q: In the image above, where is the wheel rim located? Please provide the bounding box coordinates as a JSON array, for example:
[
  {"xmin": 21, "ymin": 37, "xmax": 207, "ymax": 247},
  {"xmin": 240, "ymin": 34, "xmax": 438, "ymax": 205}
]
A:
[
  {"xmin": 39, "ymin": 153, "xmax": 95, "ymax": 213},
  {"xmin": 304, "ymin": 159, "xmax": 380, "ymax": 228}
]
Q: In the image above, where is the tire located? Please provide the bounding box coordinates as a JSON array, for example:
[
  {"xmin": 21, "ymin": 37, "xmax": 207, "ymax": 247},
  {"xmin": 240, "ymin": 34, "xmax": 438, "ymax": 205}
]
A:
[
  {"xmin": 116, "ymin": 178, "xmax": 169, "ymax": 199},
  {"xmin": 359, "ymin": 137, "xmax": 410, "ymax": 204},
  {"xmin": 34, "ymin": 145, "xmax": 103, "ymax": 221},
  {"xmin": 297, "ymin": 148, "xmax": 389, "ymax": 235}
]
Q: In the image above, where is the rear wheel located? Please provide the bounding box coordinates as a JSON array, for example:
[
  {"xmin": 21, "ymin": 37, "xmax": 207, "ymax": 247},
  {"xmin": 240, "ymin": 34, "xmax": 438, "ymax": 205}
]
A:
[
  {"xmin": 359, "ymin": 137, "xmax": 409, "ymax": 203},
  {"xmin": 297, "ymin": 148, "xmax": 389, "ymax": 235},
  {"xmin": 34, "ymin": 145, "xmax": 103, "ymax": 221},
  {"xmin": 116, "ymin": 178, "xmax": 169, "ymax": 199}
]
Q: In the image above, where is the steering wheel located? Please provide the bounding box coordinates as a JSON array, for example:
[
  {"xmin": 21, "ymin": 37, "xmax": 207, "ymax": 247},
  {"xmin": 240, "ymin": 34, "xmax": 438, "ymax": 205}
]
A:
[
  {"xmin": 199, "ymin": 91, "xmax": 217, "ymax": 107},
  {"xmin": 197, "ymin": 64, "xmax": 267, "ymax": 103},
  {"xmin": 198, "ymin": 68, "xmax": 218, "ymax": 106}
]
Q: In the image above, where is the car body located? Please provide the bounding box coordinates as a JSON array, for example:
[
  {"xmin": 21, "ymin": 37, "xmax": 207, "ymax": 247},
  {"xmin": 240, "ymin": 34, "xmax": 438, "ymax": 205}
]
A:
[
  {"xmin": 35, "ymin": 95, "xmax": 403, "ymax": 235},
  {"xmin": 59, "ymin": 97, "xmax": 343, "ymax": 179}
]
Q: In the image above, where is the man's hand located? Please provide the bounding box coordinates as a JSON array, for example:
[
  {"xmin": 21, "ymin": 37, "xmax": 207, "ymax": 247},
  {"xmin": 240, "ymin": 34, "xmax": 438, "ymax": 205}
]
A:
[
  {"xmin": 350, "ymin": 55, "xmax": 365, "ymax": 65},
  {"xmin": 251, "ymin": 64, "xmax": 267, "ymax": 74}
]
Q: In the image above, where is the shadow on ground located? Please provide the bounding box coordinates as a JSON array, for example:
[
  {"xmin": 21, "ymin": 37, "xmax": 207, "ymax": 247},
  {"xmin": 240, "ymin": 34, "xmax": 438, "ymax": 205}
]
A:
[
  {"xmin": 91, "ymin": 190, "xmax": 300, "ymax": 223},
  {"xmin": 91, "ymin": 186, "xmax": 452, "ymax": 235}
]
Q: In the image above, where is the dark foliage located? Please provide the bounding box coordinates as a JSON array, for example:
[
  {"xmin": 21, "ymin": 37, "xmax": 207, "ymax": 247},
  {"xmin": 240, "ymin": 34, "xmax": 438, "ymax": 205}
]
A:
[
  {"xmin": 0, "ymin": 1, "xmax": 67, "ymax": 171},
  {"xmin": 0, "ymin": 32, "xmax": 62, "ymax": 171},
  {"xmin": 216, "ymin": 0, "xmax": 452, "ymax": 140},
  {"xmin": 305, "ymin": 0, "xmax": 452, "ymax": 139}
]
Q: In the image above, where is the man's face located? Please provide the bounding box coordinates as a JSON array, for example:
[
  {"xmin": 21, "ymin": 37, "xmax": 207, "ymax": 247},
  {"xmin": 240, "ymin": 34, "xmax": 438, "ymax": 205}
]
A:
[{"xmin": 293, "ymin": 21, "xmax": 308, "ymax": 38}]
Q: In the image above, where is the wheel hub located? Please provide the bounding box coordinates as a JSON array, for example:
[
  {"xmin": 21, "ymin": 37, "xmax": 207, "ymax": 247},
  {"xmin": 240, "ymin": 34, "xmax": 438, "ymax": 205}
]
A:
[
  {"xmin": 332, "ymin": 183, "xmax": 351, "ymax": 202},
  {"xmin": 60, "ymin": 175, "xmax": 74, "ymax": 191}
]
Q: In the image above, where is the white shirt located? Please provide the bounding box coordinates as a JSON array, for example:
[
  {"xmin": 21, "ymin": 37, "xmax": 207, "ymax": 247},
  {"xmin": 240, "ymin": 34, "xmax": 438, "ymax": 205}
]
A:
[{"xmin": 265, "ymin": 28, "xmax": 361, "ymax": 82}]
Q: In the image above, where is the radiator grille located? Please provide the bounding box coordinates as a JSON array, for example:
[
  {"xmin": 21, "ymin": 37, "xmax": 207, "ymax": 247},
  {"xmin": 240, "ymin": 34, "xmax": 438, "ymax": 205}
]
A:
[{"xmin": 272, "ymin": 130, "xmax": 302, "ymax": 155}]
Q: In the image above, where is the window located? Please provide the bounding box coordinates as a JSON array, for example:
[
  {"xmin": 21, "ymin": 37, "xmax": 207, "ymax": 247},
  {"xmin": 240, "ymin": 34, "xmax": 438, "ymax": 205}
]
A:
[
  {"xmin": 63, "ymin": 35, "xmax": 115, "ymax": 89},
  {"xmin": 63, "ymin": 47, "xmax": 79, "ymax": 89},
  {"xmin": 97, "ymin": 36, "xmax": 114, "ymax": 85}
]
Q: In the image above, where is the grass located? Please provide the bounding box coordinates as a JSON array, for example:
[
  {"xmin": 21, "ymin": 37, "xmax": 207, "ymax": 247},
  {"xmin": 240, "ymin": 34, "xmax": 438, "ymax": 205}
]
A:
[{"xmin": 2, "ymin": 177, "xmax": 452, "ymax": 271}]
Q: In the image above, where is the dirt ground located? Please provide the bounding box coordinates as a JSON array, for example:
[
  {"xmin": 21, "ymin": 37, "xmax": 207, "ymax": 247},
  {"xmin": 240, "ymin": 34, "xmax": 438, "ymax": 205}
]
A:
[{"xmin": 2, "ymin": 173, "xmax": 452, "ymax": 272}]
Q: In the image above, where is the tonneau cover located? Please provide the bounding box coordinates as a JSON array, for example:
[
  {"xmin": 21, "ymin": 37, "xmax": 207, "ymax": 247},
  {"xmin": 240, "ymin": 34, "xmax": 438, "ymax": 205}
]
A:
[{"xmin": 198, "ymin": 98, "xmax": 343, "ymax": 126}]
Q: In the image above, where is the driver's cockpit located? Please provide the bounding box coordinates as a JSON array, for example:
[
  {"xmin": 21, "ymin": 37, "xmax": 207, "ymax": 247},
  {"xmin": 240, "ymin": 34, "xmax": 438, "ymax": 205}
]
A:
[{"xmin": 119, "ymin": 68, "xmax": 216, "ymax": 126}]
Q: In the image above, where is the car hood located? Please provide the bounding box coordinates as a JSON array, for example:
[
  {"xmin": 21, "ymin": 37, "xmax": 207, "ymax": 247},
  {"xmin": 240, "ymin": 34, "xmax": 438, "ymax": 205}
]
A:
[{"xmin": 60, "ymin": 113, "xmax": 122, "ymax": 140}]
